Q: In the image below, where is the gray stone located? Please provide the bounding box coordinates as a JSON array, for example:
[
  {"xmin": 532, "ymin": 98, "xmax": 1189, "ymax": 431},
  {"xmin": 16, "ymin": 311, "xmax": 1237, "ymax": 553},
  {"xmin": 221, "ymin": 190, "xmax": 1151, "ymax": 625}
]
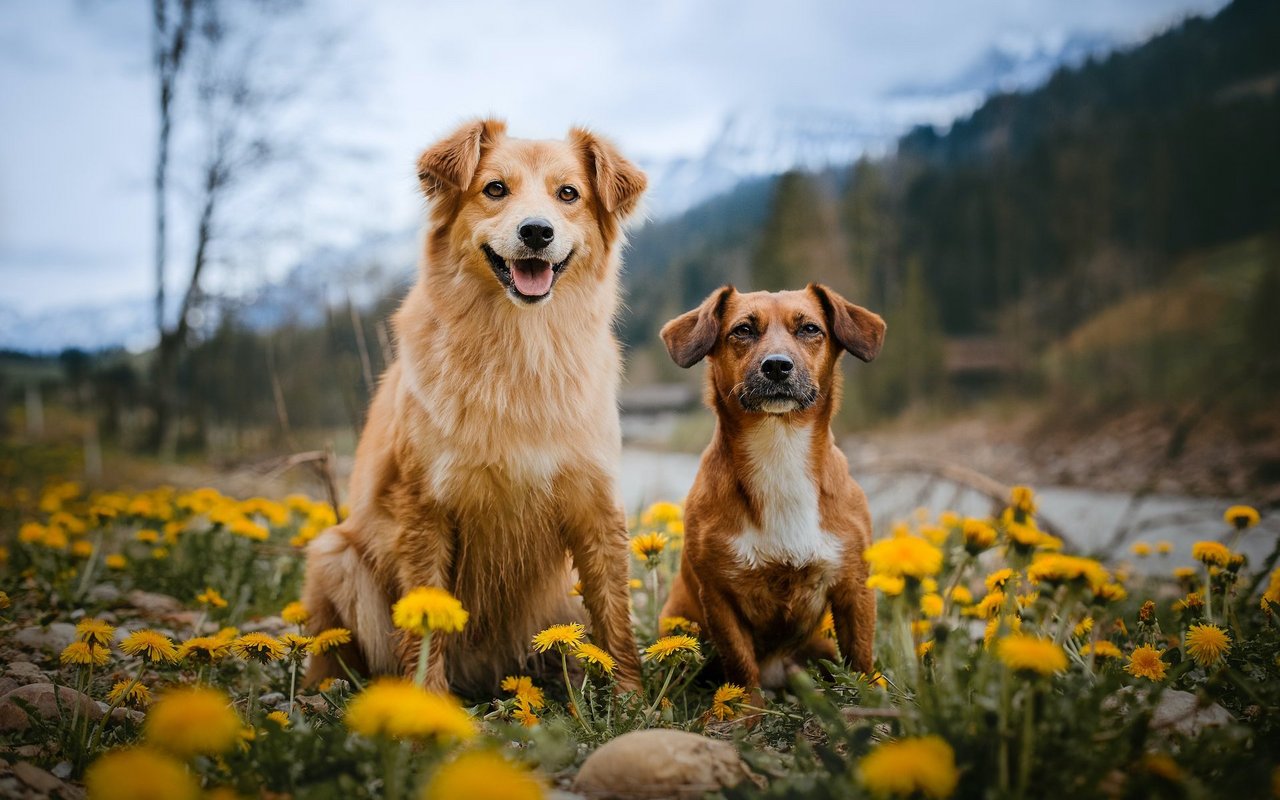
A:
[
  {"xmin": 259, "ymin": 692, "xmax": 286, "ymax": 707},
  {"xmin": 125, "ymin": 589, "xmax": 185, "ymax": 616},
  {"xmin": 0, "ymin": 684, "xmax": 103, "ymax": 732},
  {"xmin": 13, "ymin": 761, "xmax": 62, "ymax": 795},
  {"xmin": 14, "ymin": 624, "xmax": 77, "ymax": 653},
  {"xmin": 1150, "ymin": 689, "xmax": 1234, "ymax": 736},
  {"xmin": 86, "ymin": 584, "xmax": 122, "ymax": 604},
  {"xmin": 7, "ymin": 662, "xmax": 44, "ymax": 679},
  {"xmin": 572, "ymin": 729, "xmax": 754, "ymax": 799}
]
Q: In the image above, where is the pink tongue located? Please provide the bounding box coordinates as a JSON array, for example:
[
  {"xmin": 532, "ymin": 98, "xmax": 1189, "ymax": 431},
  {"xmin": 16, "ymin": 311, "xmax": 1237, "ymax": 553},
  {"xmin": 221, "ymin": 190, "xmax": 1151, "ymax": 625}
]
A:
[{"xmin": 512, "ymin": 259, "xmax": 553, "ymax": 296}]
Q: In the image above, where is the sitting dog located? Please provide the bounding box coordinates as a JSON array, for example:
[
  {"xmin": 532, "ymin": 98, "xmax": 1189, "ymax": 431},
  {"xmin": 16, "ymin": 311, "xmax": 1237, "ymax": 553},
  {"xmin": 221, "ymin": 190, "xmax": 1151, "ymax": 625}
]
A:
[
  {"xmin": 658, "ymin": 285, "xmax": 885, "ymax": 697},
  {"xmin": 301, "ymin": 119, "xmax": 646, "ymax": 695}
]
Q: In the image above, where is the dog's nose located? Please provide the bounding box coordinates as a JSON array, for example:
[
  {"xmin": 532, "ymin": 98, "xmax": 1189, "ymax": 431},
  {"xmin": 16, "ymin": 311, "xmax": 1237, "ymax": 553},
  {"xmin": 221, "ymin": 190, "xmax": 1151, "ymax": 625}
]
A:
[
  {"xmin": 761, "ymin": 354, "xmax": 794, "ymax": 382},
  {"xmin": 518, "ymin": 218, "xmax": 555, "ymax": 251}
]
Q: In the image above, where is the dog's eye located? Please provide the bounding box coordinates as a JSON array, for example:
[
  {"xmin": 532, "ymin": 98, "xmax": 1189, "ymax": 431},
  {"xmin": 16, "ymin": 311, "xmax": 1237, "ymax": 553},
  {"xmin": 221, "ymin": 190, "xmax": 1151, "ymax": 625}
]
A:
[
  {"xmin": 730, "ymin": 324, "xmax": 755, "ymax": 339},
  {"xmin": 798, "ymin": 323, "xmax": 823, "ymax": 337},
  {"xmin": 557, "ymin": 185, "xmax": 579, "ymax": 203},
  {"xmin": 483, "ymin": 180, "xmax": 508, "ymax": 199}
]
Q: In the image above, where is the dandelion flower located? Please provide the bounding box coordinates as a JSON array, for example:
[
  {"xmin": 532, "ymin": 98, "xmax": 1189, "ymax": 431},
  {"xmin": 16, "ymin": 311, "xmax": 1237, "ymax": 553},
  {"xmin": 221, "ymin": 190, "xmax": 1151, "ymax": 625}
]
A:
[
  {"xmin": 962, "ymin": 518, "xmax": 997, "ymax": 553},
  {"xmin": 177, "ymin": 636, "xmax": 229, "ymax": 664},
  {"xmin": 1173, "ymin": 592, "xmax": 1205, "ymax": 615},
  {"xmin": 1009, "ymin": 485, "xmax": 1037, "ymax": 515},
  {"xmin": 196, "ymin": 587, "xmax": 228, "ymax": 609},
  {"xmin": 865, "ymin": 532, "xmax": 943, "ymax": 579},
  {"xmin": 641, "ymin": 501, "xmax": 682, "ymax": 527},
  {"xmin": 1131, "ymin": 541, "xmax": 1152, "ymax": 557},
  {"xmin": 309, "ymin": 628, "xmax": 352, "ymax": 654},
  {"xmin": 659, "ymin": 616, "xmax": 701, "ymax": 637},
  {"xmin": 996, "ymin": 634, "xmax": 1067, "ymax": 677},
  {"xmin": 120, "ymin": 629, "xmax": 178, "ymax": 663},
  {"xmin": 1074, "ymin": 616, "xmax": 1094, "ymax": 638},
  {"xmin": 107, "ymin": 681, "xmax": 151, "ymax": 708},
  {"xmin": 711, "ymin": 683, "xmax": 747, "ymax": 721},
  {"xmin": 531, "ymin": 623, "xmax": 585, "ymax": 653},
  {"xmin": 920, "ymin": 593, "xmax": 944, "ymax": 617},
  {"xmin": 1192, "ymin": 541, "xmax": 1232, "ymax": 567},
  {"xmin": 630, "ymin": 531, "xmax": 669, "ymax": 563},
  {"xmin": 1223, "ymin": 505, "xmax": 1259, "ymax": 529},
  {"xmin": 984, "ymin": 568, "xmax": 1015, "ymax": 592},
  {"xmin": 392, "ymin": 586, "xmax": 469, "ymax": 635},
  {"xmin": 344, "ymin": 679, "xmax": 475, "ymax": 741},
  {"xmin": 266, "ymin": 710, "xmax": 290, "ymax": 728},
  {"xmin": 500, "ymin": 675, "xmax": 545, "ymax": 709},
  {"xmin": 974, "ymin": 591, "xmax": 1006, "ymax": 620},
  {"xmin": 1028, "ymin": 554, "xmax": 1109, "ymax": 590},
  {"xmin": 1125, "ymin": 645, "xmax": 1167, "ymax": 681},
  {"xmin": 145, "ymin": 686, "xmax": 241, "ymax": 757},
  {"xmin": 645, "ymin": 635, "xmax": 701, "ymax": 663},
  {"xmin": 61, "ymin": 641, "xmax": 109, "ymax": 667},
  {"xmin": 512, "ymin": 698, "xmax": 540, "ymax": 727},
  {"xmin": 820, "ymin": 610, "xmax": 836, "ymax": 639},
  {"xmin": 1094, "ymin": 582, "xmax": 1128, "ymax": 604},
  {"xmin": 949, "ymin": 586, "xmax": 973, "ymax": 606},
  {"xmin": 280, "ymin": 633, "xmax": 313, "ymax": 659},
  {"xmin": 859, "ymin": 735, "xmax": 959, "ymax": 799},
  {"xmin": 1155, "ymin": 541, "xmax": 1173, "ymax": 555},
  {"xmin": 1185, "ymin": 623, "xmax": 1231, "ymax": 668},
  {"xmin": 281, "ymin": 601, "xmax": 309, "ymax": 625},
  {"xmin": 84, "ymin": 747, "xmax": 198, "ymax": 800},
  {"xmin": 421, "ymin": 750, "xmax": 545, "ymax": 800},
  {"xmin": 76, "ymin": 618, "xmax": 115, "ymax": 648},
  {"xmin": 1082, "ymin": 641, "xmax": 1122, "ymax": 659},
  {"xmin": 572, "ymin": 642, "xmax": 616, "ymax": 674},
  {"xmin": 867, "ymin": 574, "xmax": 906, "ymax": 596},
  {"xmin": 1262, "ymin": 568, "xmax": 1280, "ymax": 611},
  {"xmin": 230, "ymin": 633, "xmax": 286, "ymax": 663},
  {"xmin": 104, "ymin": 554, "xmax": 127, "ymax": 570}
]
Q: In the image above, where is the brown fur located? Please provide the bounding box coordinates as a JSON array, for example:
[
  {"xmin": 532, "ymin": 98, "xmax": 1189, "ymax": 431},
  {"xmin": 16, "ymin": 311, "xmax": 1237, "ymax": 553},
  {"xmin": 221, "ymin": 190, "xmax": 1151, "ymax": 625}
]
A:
[
  {"xmin": 301, "ymin": 119, "xmax": 647, "ymax": 695},
  {"xmin": 658, "ymin": 285, "xmax": 885, "ymax": 700}
]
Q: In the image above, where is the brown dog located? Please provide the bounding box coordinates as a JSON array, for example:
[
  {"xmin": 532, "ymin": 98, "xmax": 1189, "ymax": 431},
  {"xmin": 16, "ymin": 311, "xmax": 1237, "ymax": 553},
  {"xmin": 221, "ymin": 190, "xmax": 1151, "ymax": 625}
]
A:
[
  {"xmin": 658, "ymin": 285, "xmax": 885, "ymax": 697},
  {"xmin": 301, "ymin": 119, "xmax": 646, "ymax": 695}
]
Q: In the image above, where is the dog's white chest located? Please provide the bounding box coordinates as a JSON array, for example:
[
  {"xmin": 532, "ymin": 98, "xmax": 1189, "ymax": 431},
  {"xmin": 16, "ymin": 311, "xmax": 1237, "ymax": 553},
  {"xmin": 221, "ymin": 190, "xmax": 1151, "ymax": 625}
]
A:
[{"xmin": 729, "ymin": 421, "xmax": 844, "ymax": 570}]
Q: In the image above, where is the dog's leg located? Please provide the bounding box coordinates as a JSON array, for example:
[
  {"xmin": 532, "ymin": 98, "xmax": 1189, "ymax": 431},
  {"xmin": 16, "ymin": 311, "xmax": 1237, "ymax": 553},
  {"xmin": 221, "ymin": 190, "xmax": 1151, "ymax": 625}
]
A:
[
  {"xmin": 830, "ymin": 577, "xmax": 875, "ymax": 674},
  {"xmin": 392, "ymin": 509, "xmax": 456, "ymax": 693},
  {"xmin": 562, "ymin": 492, "xmax": 642, "ymax": 692},
  {"xmin": 301, "ymin": 525, "xmax": 383, "ymax": 685},
  {"xmin": 697, "ymin": 583, "xmax": 762, "ymax": 697}
]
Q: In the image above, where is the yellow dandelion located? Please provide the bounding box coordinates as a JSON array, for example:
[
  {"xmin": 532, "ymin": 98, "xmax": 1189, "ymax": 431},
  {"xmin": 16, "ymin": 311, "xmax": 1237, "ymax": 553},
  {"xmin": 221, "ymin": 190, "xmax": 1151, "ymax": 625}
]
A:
[
  {"xmin": 984, "ymin": 568, "xmax": 1015, "ymax": 592},
  {"xmin": 1192, "ymin": 541, "xmax": 1232, "ymax": 567},
  {"xmin": 572, "ymin": 642, "xmax": 616, "ymax": 675},
  {"xmin": 711, "ymin": 683, "xmax": 748, "ymax": 721},
  {"xmin": 1074, "ymin": 616, "xmax": 1094, "ymax": 638},
  {"xmin": 974, "ymin": 591, "xmax": 1006, "ymax": 620},
  {"xmin": 1131, "ymin": 541, "xmax": 1152, "ymax": 557},
  {"xmin": 1004, "ymin": 520, "xmax": 1048, "ymax": 550},
  {"xmin": 859, "ymin": 735, "xmax": 959, "ymax": 799},
  {"xmin": 531, "ymin": 623, "xmax": 586, "ymax": 653},
  {"xmin": 1082, "ymin": 641, "xmax": 1122, "ymax": 659},
  {"xmin": 76, "ymin": 618, "xmax": 115, "ymax": 648},
  {"xmin": 421, "ymin": 750, "xmax": 545, "ymax": 800},
  {"xmin": 178, "ymin": 636, "xmax": 229, "ymax": 664},
  {"xmin": 61, "ymin": 641, "xmax": 109, "ymax": 667},
  {"xmin": 1262, "ymin": 568, "xmax": 1280, "ymax": 611},
  {"xmin": 1173, "ymin": 592, "xmax": 1205, "ymax": 614},
  {"xmin": 70, "ymin": 540, "xmax": 93, "ymax": 558},
  {"xmin": 1223, "ymin": 505, "xmax": 1259, "ymax": 529},
  {"xmin": 135, "ymin": 529, "xmax": 159, "ymax": 544},
  {"xmin": 984, "ymin": 616, "xmax": 1021, "ymax": 647},
  {"xmin": 230, "ymin": 632, "xmax": 286, "ymax": 663},
  {"xmin": 1155, "ymin": 540, "xmax": 1173, "ymax": 555},
  {"xmin": 630, "ymin": 531, "xmax": 669, "ymax": 563},
  {"xmin": 865, "ymin": 532, "xmax": 943, "ymax": 579},
  {"xmin": 645, "ymin": 635, "xmax": 701, "ymax": 663},
  {"xmin": 107, "ymin": 681, "xmax": 151, "ymax": 708},
  {"xmin": 120, "ymin": 629, "xmax": 178, "ymax": 663},
  {"xmin": 1010, "ymin": 485, "xmax": 1037, "ymax": 515},
  {"xmin": 659, "ymin": 616, "xmax": 701, "ymax": 637},
  {"xmin": 950, "ymin": 586, "xmax": 973, "ymax": 606},
  {"xmin": 820, "ymin": 610, "xmax": 836, "ymax": 639},
  {"xmin": 266, "ymin": 710, "xmax": 290, "ymax": 728},
  {"xmin": 196, "ymin": 587, "xmax": 228, "ymax": 609},
  {"xmin": 280, "ymin": 632, "xmax": 313, "ymax": 657},
  {"xmin": 1094, "ymin": 582, "xmax": 1128, "ymax": 604},
  {"xmin": 85, "ymin": 747, "xmax": 198, "ymax": 800},
  {"xmin": 512, "ymin": 698, "xmax": 540, "ymax": 727},
  {"xmin": 641, "ymin": 501, "xmax": 682, "ymax": 527},
  {"xmin": 392, "ymin": 586, "xmax": 469, "ymax": 635},
  {"xmin": 104, "ymin": 553, "xmax": 127, "ymax": 570},
  {"xmin": 867, "ymin": 574, "xmax": 906, "ymax": 596},
  {"xmin": 921, "ymin": 593, "xmax": 944, "ymax": 618},
  {"xmin": 1027, "ymin": 554, "xmax": 1109, "ymax": 590},
  {"xmin": 1125, "ymin": 645, "xmax": 1167, "ymax": 681},
  {"xmin": 344, "ymin": 679, "xmax": 475, "ymax": 741},
  {"xmin": 1184, "ymin": 623, "xmax": 1231, "ymax": 668},
  {"xmin": 145, "ymin": 686, "xmax": 242, "ymax": 757},
  {"xmin": 309, "ymin": 628, "xmax": 352, "ymax": 654},
  {"xmin": 500, "ymin": 675, "xmax": 546, "ymax": 709},
  {"xmin": 962, "ymin": 518, "xmax": 997, "ymax": 552},
  {"xmin": 996, "ymin": 634, "xmax": 1067, "ymax": 677}
]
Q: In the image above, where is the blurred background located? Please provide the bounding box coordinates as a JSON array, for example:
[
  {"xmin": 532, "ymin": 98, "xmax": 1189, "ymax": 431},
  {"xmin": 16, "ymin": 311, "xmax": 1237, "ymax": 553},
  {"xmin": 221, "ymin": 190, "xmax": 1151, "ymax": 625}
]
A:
[{"xmin": 2, "ymin": 0, "xmax": 1278, "ymax": 555}]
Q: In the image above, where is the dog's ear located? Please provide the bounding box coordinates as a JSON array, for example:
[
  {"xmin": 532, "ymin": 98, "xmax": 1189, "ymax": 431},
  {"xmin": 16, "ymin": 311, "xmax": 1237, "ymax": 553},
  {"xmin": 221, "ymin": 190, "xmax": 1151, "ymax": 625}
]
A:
[
  {"xmin": 417, "ymin": 118, "xmax": 507, "ymax": 197},
  {"xmin": 809, "ymin": 283, "xmax": 886, "ymax": 362},
  {"xmin": 569, "ymin": 128, "xmax": 647, "ymax": 217},
  {"xmin": 661, "ymin": 286, "xmax": 734, "ymax": 368}
]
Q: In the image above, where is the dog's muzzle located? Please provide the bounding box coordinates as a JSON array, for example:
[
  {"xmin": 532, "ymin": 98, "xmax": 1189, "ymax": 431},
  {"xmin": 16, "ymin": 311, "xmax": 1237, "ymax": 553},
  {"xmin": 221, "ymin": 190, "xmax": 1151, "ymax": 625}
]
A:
[{"xmin": 737, "ymin": 370, "xmax": 820, "ymax": 414}]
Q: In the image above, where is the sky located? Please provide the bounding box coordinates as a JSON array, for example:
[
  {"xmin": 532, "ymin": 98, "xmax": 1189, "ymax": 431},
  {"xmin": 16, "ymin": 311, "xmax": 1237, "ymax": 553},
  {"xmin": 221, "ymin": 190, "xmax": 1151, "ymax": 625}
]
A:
[{"xmin": 0, "ymin": 0, "xmax": 1229, "ymax": 327}]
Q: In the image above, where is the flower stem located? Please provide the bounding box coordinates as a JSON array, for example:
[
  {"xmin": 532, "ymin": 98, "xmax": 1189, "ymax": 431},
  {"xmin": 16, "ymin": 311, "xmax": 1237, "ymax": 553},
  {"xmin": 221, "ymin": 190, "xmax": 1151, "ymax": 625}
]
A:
[
  {"xmin": 562, "ymin": 651, "xmax": 590, "ymax": 733},
  {"xmin": 413, "ymin": 631, "xmax": 433, "ymax": 688},
  {"xmin": 1016, "ymin": 687, "xmax": 1037, "ymax": 798},
  {"xmin": 644, "ymin": 664, "xmax": 681, "ymax": 719}
]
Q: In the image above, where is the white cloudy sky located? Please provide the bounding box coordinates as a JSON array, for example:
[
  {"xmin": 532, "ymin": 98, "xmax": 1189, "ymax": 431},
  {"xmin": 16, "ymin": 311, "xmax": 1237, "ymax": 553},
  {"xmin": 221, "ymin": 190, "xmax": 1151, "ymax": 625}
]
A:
[{"xmin": 0, "ymin": 0, "xmax": 1227, "ymax": 319}]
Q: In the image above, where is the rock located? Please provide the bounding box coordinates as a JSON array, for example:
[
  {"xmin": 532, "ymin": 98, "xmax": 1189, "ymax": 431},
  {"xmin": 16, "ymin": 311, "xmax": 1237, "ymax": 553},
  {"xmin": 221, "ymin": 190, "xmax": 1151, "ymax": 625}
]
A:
[
  {"xmin": 0, "ymin": 684, "xmax": 103, "ymax": 732},
  {"xmin": 572, "ymin": 730, "xmax": 754, "ymax": 799},
  {"xmin": 243, "ymin": 615, "xmax": 288, "ymax": 635},
  {"xmin": 125, "ymin": 590, "xmax": 185, "ymax": 616},
  {"xmin": 14, "ymin": 624, "xmax": 77, "ymax": 654},
  {"xmin": 259, "ymin": 692, "xmax": 285, "ymax": 707},
  {"xmin": 13, "ymin": 762, "xmax": 62, "ymax": 795},
  {"xmin": 7, "ymin": 662, "xmax": 44, "ymax": 679},
  {"xmin": 86, "ymin": 584, "xmax": 122, "ymax": 604},
  {"xmin": 1150, "ymin": 689, "xmax": 1234, "ymax": 736},
  {"xmin": 51, "ymin": 762, "xmax": 72, "ymax": 779}
]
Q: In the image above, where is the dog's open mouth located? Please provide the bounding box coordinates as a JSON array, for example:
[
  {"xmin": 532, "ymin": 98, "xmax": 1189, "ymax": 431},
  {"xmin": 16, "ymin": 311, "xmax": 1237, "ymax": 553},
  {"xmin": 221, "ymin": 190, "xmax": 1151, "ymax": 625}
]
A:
[{"xmin": 483, "ymin": 245, "xmax": 572, "ymax": 303}]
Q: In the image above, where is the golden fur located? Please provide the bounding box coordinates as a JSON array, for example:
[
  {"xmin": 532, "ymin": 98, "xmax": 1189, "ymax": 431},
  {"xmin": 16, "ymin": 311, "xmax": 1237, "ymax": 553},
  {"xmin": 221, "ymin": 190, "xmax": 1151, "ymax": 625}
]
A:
[
  {"xmin": 301, "ymin": 119, "xmax": 646, "ymax": 695},
  {"xmin": 658, "ymin": 286, "xmax": 885, "ymax": 702}
]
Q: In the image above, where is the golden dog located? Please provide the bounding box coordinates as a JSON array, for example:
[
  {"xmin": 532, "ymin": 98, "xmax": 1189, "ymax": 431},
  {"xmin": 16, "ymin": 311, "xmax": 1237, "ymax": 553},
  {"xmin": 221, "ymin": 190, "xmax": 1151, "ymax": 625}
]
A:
[
  {"xmin": 301, "ymin": 119, "xmax": 646, "ymax": 694},
  {"xmin": 659, "ymin": 285, "xmax": 885, "ymax": 702}
]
